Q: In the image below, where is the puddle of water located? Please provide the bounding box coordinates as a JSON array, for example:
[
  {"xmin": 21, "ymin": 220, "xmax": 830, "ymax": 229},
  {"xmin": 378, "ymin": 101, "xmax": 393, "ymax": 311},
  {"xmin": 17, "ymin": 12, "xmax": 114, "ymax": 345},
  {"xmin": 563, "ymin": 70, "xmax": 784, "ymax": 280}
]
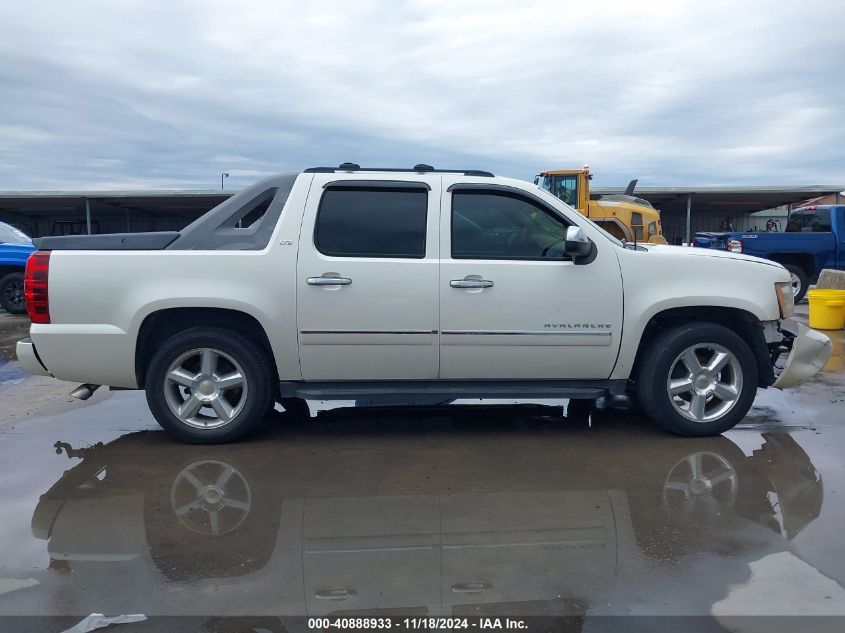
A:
[{"xmin": 0, "ymin": 313, "xmax": 30, "ymax": 365}]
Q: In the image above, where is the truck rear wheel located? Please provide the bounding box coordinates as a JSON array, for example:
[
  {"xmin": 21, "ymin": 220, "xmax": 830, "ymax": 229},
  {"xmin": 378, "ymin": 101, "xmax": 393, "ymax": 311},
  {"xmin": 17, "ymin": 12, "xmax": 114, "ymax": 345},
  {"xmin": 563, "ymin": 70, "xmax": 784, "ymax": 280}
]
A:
[
  {"xmin": 636, "ymin": 323, "xmax": 758, "ymax": 436},
  {"xmin": 145, "ymin": 327, "xmax": 274, "ymax": 443}
]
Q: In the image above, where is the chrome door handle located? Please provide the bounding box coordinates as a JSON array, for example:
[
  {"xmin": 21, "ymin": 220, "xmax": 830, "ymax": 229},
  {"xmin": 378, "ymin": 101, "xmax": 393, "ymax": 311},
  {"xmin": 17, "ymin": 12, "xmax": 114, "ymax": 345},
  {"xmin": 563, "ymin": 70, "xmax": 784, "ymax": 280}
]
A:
[
  {"xmin": 307, "ymin": 276, "xmax": 352, "ymax": 286},
  {"xmin": 450, "ymin": 279, "xmax": 493, "ymax": 288},
  {"xmin": 451, "ymin": 581, "xmax": 492, "ymax": 594},
  {"xmin": 314, "ymin": 588, "xmax": 357, "ymax": 600}
]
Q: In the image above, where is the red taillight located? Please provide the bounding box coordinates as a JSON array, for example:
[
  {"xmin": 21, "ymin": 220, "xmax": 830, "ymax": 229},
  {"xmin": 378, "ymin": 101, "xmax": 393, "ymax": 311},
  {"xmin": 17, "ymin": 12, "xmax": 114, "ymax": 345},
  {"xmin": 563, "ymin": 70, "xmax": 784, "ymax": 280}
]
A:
[{"xmin": 25, "ymin": 250, "xmax": 51, "ymax": 324}]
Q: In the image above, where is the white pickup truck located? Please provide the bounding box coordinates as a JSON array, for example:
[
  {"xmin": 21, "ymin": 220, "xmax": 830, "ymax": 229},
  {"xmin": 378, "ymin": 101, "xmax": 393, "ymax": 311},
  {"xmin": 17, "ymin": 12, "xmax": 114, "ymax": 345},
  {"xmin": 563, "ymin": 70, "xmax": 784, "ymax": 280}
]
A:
[{"xmin": 17, "ymin": 165, "xmax": 832, "ymax": 443}]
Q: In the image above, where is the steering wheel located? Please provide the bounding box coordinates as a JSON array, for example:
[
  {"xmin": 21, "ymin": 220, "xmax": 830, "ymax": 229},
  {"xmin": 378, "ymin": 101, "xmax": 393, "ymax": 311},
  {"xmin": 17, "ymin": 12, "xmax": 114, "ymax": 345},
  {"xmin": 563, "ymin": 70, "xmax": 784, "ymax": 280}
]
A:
[
  {"xmin": 505, "ymin": 228, "xmax": 528, "ymax": 254},
  {"xmin": 541, "ymin": 236, "xmax": 567, "ymax": 257}
]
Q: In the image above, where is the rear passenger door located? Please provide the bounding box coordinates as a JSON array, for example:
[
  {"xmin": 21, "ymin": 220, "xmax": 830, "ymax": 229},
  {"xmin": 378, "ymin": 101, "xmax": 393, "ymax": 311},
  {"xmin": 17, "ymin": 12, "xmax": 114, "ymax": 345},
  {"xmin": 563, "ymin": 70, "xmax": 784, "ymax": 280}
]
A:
[{"xmin": 296, "ymin": 175, "xmax": 440, "ymax": 380}]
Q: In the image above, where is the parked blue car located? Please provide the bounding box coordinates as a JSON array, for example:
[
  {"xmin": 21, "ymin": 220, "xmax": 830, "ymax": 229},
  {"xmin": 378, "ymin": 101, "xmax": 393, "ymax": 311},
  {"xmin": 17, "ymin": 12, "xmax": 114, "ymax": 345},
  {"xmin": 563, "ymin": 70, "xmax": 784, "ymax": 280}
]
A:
[
  {"xmin": 694, "ymin": 205, "xmax": 845, "ymax": 302},
  {"xmin": 0, "ymin": 222, "xmax": 36, "ymax": 314}
]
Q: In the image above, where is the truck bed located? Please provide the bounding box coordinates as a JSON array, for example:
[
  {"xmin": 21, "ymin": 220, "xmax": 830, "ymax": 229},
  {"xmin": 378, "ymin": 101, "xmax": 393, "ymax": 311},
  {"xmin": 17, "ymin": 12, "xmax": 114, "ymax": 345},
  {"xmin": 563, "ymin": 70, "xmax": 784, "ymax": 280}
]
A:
[
  {"xmin": 694, "ymin": 230, "xmax": 839, "ymax": 279},
  {"xmin": 695, "ymin": 230, "xmax": 835, "ymax": 254},
  {"xmin": 694, "ymin": 205, "xmax": 843, "ymax": 280}
]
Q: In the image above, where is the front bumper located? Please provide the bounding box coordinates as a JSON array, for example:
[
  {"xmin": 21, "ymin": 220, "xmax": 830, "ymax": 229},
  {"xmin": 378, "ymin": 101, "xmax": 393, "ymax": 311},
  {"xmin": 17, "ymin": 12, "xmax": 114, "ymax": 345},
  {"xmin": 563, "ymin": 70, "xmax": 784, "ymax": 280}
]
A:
[
  {"xmin": 772, "ymin": 321, "xmax": 833, "ymax": 389},
  {"xmin": 16, "ymin": 337, "xmax": 50, "ymax": 377}
]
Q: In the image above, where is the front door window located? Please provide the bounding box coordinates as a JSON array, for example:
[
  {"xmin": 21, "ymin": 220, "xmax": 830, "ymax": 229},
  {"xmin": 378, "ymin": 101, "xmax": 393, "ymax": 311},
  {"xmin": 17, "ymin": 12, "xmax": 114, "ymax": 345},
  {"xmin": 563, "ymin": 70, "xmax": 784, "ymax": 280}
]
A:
[{"xmin": 451, "ymin": 191, "xmax": 570, "ymax": 260}]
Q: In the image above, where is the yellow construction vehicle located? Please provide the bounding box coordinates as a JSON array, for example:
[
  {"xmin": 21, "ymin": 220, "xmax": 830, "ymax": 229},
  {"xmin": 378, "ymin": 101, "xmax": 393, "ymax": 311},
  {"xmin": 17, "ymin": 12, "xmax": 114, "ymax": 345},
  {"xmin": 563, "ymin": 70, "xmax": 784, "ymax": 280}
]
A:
[{"xmin": 535, "ymin": 166, "xmax": 667, "ymax": 244}]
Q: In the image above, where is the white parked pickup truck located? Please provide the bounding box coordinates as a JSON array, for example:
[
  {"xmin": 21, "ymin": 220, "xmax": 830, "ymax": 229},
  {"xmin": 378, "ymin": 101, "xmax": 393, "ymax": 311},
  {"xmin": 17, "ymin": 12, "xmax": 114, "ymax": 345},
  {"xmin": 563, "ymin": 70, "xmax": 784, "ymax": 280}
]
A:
[{"xmin": 17, "ymin": 165, "xmax": 832, "ymax": 443}]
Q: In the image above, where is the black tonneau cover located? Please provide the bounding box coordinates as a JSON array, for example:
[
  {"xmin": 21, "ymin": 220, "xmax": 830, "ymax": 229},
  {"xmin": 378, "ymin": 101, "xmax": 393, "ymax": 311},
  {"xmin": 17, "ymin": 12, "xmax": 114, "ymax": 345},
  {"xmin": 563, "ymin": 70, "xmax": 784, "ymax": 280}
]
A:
[{"xmin": 34, "ymin": 232, "xmax": 180, "ymax": 250}]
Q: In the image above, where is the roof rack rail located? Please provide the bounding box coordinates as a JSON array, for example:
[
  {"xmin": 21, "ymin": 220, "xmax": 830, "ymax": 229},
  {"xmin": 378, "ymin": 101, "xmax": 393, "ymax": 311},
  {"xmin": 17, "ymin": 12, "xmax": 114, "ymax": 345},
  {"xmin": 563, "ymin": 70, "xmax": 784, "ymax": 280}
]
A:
[{"xmin": 304, "ymin": 164, "xmax": 494, "ymax": 177}]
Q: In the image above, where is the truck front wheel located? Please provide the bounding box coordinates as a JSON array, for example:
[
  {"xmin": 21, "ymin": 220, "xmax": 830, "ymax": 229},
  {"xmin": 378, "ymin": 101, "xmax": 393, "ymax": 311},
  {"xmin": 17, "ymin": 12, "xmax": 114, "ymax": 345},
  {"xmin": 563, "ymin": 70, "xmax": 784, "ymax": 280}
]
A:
[
  {"xmin": 145, "ymin": 327, "xmax": 274, "ymax": 443},
  {"xmin": 636, "ymin": 323, "xmax": 758, "ymax": 436}
]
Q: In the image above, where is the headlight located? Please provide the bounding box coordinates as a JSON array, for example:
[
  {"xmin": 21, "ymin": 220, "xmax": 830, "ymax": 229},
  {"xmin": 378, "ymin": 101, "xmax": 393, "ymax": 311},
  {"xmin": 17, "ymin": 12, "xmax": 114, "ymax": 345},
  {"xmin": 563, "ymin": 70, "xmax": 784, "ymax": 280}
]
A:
[{"xmin": 775, "ymin": 281, "xmax": 794, "ymax": 318}]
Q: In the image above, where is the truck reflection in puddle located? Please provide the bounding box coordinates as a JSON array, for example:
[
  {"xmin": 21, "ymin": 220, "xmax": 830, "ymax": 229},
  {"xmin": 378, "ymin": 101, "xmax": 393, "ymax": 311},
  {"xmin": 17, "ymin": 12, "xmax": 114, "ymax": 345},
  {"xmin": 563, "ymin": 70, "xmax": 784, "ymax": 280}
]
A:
[{"xmin": 32, "ymin": 405, "xmax": 822, "ymax": 617}]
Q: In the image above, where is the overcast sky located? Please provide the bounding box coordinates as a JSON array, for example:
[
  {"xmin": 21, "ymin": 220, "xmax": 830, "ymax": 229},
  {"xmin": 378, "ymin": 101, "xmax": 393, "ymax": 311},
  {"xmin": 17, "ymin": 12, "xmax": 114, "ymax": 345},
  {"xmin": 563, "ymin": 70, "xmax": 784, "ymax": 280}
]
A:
[{"xmin": 1, "ymin": 0, "xmax": 843, "ymax": 190}]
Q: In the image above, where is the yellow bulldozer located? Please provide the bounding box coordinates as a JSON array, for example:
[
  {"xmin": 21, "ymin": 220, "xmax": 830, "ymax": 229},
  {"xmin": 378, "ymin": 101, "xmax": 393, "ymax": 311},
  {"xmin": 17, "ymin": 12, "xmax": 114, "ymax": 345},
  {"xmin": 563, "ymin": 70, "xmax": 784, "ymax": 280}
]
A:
[{"xmin": 535, "ymin": 166, "xmax": 667, "ymax": 244}]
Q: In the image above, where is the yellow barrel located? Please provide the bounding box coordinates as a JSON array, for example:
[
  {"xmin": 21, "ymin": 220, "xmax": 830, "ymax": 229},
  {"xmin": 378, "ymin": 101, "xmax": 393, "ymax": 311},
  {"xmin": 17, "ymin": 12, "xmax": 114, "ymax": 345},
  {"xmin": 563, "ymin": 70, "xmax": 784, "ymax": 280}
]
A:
[{"xmin": 808, "ymin": 289, "xmax": 845, "ymax": 330}]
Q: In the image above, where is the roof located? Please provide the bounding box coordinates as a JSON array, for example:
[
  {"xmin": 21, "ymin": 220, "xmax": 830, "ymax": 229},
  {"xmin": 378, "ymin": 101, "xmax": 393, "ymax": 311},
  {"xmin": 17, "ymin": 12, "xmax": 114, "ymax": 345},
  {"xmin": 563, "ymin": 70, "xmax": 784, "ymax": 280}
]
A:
[
  {"xmin": 0, "ymin": 190, "xmax": 222, "ymax": 198},
  {"xmin": 591, "ymin": 184, "xmax": 845, "ymax": 215},
  {"xmin": 1, "ymin": 183, "xmax": 843, "ymax": 220},
  {"xmin": 305, "ymin": 164, "xmax": 494, "ymax": 177},
  {"xmin": 0, "ymin": 190, "xmax": 230, "ymax": 218}
]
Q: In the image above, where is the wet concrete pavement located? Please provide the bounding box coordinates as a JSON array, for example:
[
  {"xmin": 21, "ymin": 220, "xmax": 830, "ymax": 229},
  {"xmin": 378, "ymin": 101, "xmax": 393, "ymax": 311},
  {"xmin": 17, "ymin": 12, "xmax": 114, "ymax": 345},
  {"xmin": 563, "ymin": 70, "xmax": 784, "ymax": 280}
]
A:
[
  {"xmin": 0, "ymin": 312, "xmax": 32, "ymax": 383},
  {"xmin": 1, "ymin": 313, "xmax": 105, "ymax": 425},
  {"xmin": 0, "ymin": 310, "xmax": 844, "ymax": 629}
]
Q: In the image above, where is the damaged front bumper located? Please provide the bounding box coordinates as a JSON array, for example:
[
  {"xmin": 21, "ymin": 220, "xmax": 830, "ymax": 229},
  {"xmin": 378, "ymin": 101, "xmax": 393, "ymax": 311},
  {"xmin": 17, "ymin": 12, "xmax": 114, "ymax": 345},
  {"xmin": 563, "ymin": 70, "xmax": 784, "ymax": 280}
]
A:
[{"xmin": 772, "ymin": 320, "xmax": 833, "ymax": 389}]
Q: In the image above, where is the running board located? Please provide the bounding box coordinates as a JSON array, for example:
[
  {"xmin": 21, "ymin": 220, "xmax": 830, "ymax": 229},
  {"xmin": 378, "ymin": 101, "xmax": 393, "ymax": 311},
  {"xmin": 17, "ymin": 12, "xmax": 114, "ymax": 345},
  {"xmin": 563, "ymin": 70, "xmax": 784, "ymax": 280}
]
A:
[{"xmin": 278, "ymin": 379, "xmax": 625, "ymax": 401}]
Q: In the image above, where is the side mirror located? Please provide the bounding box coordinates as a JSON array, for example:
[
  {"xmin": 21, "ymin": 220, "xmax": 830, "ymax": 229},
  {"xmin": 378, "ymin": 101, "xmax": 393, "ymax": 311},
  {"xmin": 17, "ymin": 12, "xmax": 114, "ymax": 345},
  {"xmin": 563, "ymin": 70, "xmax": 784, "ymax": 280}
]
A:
[{"xmin": 564, "ymin": 226, "xmax": 594, "ymax": 263}]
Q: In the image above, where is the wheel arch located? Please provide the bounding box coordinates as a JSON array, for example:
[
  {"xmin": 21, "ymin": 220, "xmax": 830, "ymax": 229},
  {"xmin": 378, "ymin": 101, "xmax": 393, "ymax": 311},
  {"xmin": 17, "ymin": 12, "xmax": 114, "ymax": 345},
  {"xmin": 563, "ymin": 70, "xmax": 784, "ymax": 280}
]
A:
[
  {"xmin": 0, "ymin": 264, "xmax": 25, "ymax": 279},
  {"xmin": 630, "ymin": 306, "xmax": 774, "ymax": 389},
  {"xmin": 767, "ymin": 252, "xmax": 814, "ymax": 279},
  {"xmin": 135, "ymin": 307, "xmax": 278, "ymax": 389}
]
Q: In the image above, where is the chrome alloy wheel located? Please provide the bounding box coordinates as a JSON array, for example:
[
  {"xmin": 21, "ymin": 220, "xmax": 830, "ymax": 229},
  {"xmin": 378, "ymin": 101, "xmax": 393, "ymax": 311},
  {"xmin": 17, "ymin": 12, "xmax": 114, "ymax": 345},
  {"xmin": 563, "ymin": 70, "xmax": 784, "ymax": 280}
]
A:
[
  {"xmin": 170, "ymin": 459, "xmax": 251, "ymax": 535},
  {"xmin": 163, "ymin": 348, "xmax": 248, "ymax": 429},
  {"xmin": 663, "ymin": 451, "xmax": 738, "ymax": 515},
  {"xmin": 666, "ymin": 343, "xmax": 743, "ymax": 423}
]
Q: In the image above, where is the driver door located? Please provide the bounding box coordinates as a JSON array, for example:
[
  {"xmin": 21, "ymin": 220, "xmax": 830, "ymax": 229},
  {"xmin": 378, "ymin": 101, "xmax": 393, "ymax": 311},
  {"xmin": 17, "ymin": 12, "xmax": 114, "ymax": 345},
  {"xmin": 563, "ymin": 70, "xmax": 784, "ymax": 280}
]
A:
[{"xmin": 438, "ymin": 180, "xmax": 623, "ymax": 379}]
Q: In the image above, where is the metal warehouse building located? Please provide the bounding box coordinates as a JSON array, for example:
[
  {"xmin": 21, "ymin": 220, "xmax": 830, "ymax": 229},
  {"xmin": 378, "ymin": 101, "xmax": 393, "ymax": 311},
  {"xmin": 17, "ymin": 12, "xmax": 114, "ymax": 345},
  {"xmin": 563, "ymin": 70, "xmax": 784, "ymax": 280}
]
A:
[{"xmin": 1, "ymin": 184, "xmax": 842, "ymax": 244}]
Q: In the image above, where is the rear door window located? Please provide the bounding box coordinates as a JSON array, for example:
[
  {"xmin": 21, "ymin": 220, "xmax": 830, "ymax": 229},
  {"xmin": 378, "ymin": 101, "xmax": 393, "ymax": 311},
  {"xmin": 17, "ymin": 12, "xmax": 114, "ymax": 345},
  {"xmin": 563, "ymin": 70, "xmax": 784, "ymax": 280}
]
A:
[
  {"xmin": 315, "ymin": 187, "xmax": 428, "ymax": 258},
  {"xmin": 786, "ymin": 209, "xmax": 832, "ymax": 232}
]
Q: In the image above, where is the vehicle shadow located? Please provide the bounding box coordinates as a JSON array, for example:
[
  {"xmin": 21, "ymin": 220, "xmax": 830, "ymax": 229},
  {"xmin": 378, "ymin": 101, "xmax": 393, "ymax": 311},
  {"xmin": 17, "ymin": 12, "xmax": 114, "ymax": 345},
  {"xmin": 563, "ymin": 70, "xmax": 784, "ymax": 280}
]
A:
[{"xmin": 257, "ymin": 397, "xmax": 664, "ymax": 441}]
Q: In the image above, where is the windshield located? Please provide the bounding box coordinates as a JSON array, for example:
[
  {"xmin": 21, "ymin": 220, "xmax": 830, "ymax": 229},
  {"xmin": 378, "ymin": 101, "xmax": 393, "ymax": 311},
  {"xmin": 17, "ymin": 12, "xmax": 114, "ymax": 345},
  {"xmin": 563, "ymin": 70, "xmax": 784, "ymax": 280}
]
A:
[
  {"xmin": 0, "ymin": 222, "xmax": 32, "ymax": 245},
  {"xmin": 550, "ymin": 174, "xmax": 578, "ymax": 207}
]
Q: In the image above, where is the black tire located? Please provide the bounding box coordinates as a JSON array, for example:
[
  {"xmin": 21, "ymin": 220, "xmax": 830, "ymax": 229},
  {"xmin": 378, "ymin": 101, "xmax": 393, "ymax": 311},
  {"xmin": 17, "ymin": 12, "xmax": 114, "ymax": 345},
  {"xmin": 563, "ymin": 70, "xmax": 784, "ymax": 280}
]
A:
[
  {"xmin": 782, "ymin": 264, "xmax": 808, "ymax": 303},
  {"xmin": 0, "ymin": 271, "xmax": 26, "ymax": 314},
  {"xmin": 636, "ymin": 323, "xmax": 758, "ymax": 436},
  {"xmin": 145, "ymin": 327, "xmax": 274, "ymax": 443}
]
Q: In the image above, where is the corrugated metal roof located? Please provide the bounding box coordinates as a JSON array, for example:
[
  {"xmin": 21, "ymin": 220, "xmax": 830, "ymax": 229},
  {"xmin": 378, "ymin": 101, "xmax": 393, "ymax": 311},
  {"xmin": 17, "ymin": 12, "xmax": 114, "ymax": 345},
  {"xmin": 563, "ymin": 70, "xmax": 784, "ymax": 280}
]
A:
[{"xmin": 0, "ymin": 190, "xmax": 228, "ymax": 198}]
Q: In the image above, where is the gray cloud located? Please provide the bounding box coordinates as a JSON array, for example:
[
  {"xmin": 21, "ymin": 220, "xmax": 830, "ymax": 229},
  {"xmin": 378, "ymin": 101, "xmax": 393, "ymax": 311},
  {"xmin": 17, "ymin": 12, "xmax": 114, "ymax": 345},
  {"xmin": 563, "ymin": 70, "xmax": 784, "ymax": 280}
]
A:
[{"xmin": 1, "ymin": 0, "xmax": 843, "ymax": 190}]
